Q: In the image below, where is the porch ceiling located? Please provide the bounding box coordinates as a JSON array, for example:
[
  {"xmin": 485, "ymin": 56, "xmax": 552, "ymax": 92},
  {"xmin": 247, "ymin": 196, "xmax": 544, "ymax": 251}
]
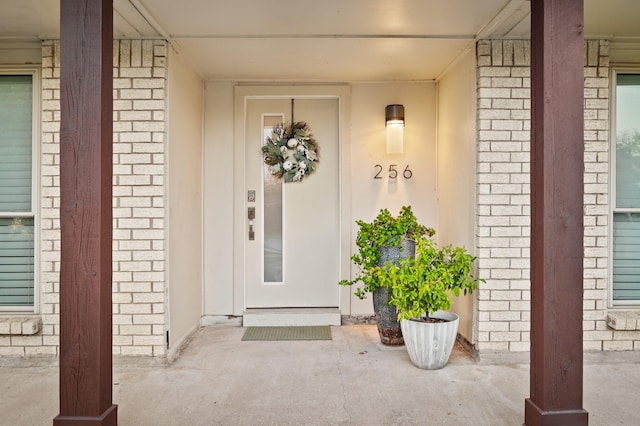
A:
[{"xmin": 1, "ymin": 0, "xmax": 639, "ymax": 81}]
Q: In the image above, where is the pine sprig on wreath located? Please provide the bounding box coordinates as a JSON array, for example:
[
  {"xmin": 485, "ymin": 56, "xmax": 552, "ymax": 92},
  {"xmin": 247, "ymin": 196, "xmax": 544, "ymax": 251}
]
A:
[{"xmin": 262, "ymin": 121, "xmax": 319, "ymax": 182}]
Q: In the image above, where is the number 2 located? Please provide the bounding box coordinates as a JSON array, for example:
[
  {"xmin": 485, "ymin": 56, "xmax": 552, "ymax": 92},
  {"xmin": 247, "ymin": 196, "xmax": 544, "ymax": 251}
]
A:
[{"xmin": 374, "ymin": 164, "xmax": 383, "ymax": 179}]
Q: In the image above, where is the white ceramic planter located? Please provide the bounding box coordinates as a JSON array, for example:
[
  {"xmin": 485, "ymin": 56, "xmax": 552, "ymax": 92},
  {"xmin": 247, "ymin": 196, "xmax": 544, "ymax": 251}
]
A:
[{"xmin": 400, "ymin": 311, "xmax": 459, "ymax": 370}]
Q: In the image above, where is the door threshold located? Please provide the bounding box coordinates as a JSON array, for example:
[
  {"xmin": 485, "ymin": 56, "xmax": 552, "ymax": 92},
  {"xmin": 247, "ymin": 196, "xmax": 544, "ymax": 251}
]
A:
[{"xmin": 242, "ymin": 308, "xmax": 341, "ymax": 327}]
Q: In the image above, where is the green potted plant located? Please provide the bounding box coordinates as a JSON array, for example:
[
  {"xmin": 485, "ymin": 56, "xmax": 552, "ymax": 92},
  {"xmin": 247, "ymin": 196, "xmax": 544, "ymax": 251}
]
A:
[
  {"xmin": 379, "ymin": 234, "xmax": 482, "ymax": 369},
  {"xmin": 339, "ymin": 206, "xmax": 434, "ymax": 345}
]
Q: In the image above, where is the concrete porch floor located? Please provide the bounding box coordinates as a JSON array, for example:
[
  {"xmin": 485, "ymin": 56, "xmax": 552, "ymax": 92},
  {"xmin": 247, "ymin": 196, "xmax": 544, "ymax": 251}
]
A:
[{"xmin": 3, "ymin": 324, "xmax": 639, "ymax": 425}]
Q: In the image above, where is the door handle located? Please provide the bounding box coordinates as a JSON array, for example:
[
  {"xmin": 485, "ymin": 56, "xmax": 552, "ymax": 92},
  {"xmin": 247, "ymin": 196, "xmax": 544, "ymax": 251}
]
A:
[{"xmin": 248, "ymin": 207, "xmax": 255, "ymax": 240}]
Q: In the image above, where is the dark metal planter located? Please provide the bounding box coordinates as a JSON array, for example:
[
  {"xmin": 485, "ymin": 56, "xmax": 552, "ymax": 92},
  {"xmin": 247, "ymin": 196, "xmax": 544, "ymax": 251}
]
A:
[
  {"xmin": 373, "ymin": 238, "xmax": 415, "ymax": 346},
  {"xmin": 373, "ymin": 286, "xmax": 403, "ymax": 345}
]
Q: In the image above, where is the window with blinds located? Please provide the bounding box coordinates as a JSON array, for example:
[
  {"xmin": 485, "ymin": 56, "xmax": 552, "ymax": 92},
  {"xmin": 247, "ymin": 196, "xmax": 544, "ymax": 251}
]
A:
[
  {"xmin": 0, "ymin": 74, "xmax": 34, "ymax": 307},
  {"xmin": 613, "ymin": 73, "xmax": 640, "ymax": 302}
]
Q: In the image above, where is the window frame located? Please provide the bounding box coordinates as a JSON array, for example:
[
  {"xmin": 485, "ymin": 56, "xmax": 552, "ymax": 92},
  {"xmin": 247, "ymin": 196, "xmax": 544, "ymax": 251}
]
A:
[
  {"xmin": 610, "ymin": 68, "xmax": 640, "ymax": 307},
  {"xmin": 0, "ymin": 67, "xmax": 40, "ymax": 313}
]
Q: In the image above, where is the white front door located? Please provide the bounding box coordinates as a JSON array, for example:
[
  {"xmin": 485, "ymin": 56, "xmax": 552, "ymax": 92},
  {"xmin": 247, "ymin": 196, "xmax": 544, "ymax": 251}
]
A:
[{"xmin": 243, "ymin": 97, "xmax": 340, "ymax": 308}]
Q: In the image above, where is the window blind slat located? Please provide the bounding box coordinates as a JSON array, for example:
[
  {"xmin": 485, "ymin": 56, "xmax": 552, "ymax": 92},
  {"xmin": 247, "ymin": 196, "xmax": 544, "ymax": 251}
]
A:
[
  {"xmin": 0, "ymin": 171, "xmax": 32, "ymax": 179},
  {"xmin": 0, "ymin": 286, "xmax": 34, "ymax": 298},
  {"xmin": 0, "ymin": 150, "xmax": 31, "ymax": 157},
  {"xmin": 0, "ymin": 296, "xmax": 34, "ymax": 305},
  {"xmin": 613, "ymin": 275, "xmax": 640, "ymax": 285},
  {"xmin": 0, "ymin": 178, "xmax": 32, "ymax": 186},
  {"xmin": 0, "ymin": 271, "xmax": 35, "ymax": 280},
  {"xmin": 614, "ymin": 242, "xmax": 640, "ymax": 252},
  {"xmin": 0, "ymin": 250, "xmax": 33, "ymax": 257},
  {"xmin": 613, "ymin": 290, "xmax": 640, "ymax": 300}
]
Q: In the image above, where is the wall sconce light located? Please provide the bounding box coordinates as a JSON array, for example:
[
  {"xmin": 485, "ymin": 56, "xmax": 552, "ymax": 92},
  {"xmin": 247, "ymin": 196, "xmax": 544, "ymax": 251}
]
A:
[{"xmin": 385, "ymin": 104, "xmax": 404, "ymax": 154}]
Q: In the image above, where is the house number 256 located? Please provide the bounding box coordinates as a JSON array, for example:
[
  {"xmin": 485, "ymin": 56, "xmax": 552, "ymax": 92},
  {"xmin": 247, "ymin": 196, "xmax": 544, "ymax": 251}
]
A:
[{"xmin": 374, "ymin": 164, "xmax": 413, "ymax": 180}]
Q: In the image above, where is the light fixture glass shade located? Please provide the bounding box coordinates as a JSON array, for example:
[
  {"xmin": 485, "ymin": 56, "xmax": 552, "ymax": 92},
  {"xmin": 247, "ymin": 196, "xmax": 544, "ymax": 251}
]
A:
[
  {"xmin": 385, "ymin": 104, "xmax": 404, "ymax": 154},
  {"xmin": 386, "ymin": 120, "xmax": 404, "ymax": 154}
]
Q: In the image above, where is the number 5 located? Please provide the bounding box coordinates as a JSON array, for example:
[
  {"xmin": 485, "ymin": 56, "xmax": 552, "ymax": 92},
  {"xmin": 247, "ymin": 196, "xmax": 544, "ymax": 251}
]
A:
[{"xmin": 389, "ymin": 164, "xmax": 398, "ymax": 179}]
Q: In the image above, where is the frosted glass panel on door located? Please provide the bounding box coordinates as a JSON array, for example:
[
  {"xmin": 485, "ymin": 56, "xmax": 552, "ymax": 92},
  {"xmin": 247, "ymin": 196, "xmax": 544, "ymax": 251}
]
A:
[{"xmin": 263, "ymin": 115, "xmax": 283, "ymax": 282}]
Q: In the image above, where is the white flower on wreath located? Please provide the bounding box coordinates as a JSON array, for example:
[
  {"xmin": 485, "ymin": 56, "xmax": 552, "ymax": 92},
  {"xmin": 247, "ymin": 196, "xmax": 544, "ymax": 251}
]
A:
[
  {"xmin": 280, "ymin": 146, "xmax": 288, "ymax": 154},
  {"xmin": 283, "ymin": 161, "xmax": 293, "ymax": 171},
  {"xmin": 287, "ymin": 138, "xmax": 299, "ymax": 148},
  {"xmin": 299, "ymin": 161, "xmax": 307, "ymax": 170},
  {"xmin": 296, "ymin": 144, "xmax": 305, "ymax": 153}
]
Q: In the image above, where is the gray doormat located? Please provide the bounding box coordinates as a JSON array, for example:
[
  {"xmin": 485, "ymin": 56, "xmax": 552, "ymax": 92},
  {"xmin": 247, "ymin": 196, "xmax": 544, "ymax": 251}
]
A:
[{"xmin": 242, "ymin": 326, "xmax": 332, "ymax": 341}]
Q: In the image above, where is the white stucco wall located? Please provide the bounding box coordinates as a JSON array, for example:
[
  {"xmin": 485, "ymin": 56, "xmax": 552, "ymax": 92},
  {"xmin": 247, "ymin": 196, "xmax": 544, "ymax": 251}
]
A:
[
  {"xmin": 167, "ymin": 48, "xmax": 204, "ymax": 352},
  {"xmin": 346, "ymin": 82, "xmax": 438, "ymax": 315},
  {"xmin": 436, "ymin": 49, "xmax": 477, "ymax": 342},
  {"xmin": 0, "ymin": 41, "xmax": 41, "ymax": 65},
  {"xmin": 202, "ymin": 82, "xmax": 235, "ymax": 317}
]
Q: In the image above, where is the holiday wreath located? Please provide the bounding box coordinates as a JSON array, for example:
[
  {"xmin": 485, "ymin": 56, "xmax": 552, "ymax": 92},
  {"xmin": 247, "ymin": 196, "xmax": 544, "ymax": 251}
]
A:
[{"xmin": 262, "ymin": 121, "xmax": 319, "ymax": 182}]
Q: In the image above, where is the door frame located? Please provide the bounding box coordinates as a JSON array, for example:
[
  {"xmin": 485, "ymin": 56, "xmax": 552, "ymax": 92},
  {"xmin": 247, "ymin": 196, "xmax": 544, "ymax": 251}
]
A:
[{"xmin": 232, "ymin": 85, "xmax": 352, "ymax": 316}]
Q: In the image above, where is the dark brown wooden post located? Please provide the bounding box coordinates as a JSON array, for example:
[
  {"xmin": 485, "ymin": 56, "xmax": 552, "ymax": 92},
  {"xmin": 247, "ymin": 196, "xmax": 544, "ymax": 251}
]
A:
[
  {"xmin": 54, "ymin": 0, "xmax": 117, "ymax": 424},
  {"xmin": 525, "ymin": 0, "xmax": 588, "ymax": 425}
]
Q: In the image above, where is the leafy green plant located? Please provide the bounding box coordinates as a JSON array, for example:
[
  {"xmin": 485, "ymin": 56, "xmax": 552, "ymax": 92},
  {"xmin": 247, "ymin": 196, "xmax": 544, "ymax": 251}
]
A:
[
  {"xmin": 379, "ymin": 235, "xmax": 483, "ymax": 321},
  {"xmin": 339, "ymin": 206, "xmax": 434, "ymax": 299}
]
